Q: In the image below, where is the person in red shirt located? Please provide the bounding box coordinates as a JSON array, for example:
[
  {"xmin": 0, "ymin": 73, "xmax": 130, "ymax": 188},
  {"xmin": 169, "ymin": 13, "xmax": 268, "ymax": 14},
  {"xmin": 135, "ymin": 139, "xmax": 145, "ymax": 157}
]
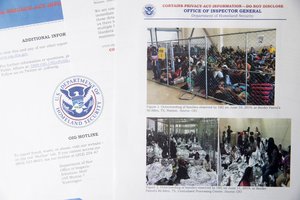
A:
[
  {"xmin": 174, "ymin": 67, "xmax": 182, "ymax": 78},
  {"xmin": 173, "ymin": 67, "xmax": 185, "ymax": 85}
]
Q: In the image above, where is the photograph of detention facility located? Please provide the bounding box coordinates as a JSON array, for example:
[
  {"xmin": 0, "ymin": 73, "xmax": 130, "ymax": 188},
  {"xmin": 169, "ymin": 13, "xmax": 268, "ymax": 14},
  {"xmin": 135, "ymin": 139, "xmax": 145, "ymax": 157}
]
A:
[
  {"xmin": 219, "ymin": 118, "xmax": 291, "ymax": 187},
  {"xmin": 147, "ymin": 28, "xmax": 276, "ymax": 105},
  {"xmin": 146, "ymin": 118, "xmax": 218, "ymax": 186}
]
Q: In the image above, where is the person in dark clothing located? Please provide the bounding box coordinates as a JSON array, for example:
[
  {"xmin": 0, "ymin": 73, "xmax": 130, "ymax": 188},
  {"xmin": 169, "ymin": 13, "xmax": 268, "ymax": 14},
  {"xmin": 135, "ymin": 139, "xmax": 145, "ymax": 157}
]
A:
[
  {"xmin": 162, "ymin": 141, "xmax": 169, "ymax": 158},
  {"xmin": 246, "ymin": 135, "xmax": 256, "ymax": 164},
  {"xmin": 256, "ymin": 136, "xmax": 263, "ymax": 150},
  {"xmin": 194, "ymin": 152, "xmax": 200, "ymax": 160},
  {"xmin": 175, "ymin": 159, "xmax": 189, "ymax": 183},
  {"xmin": 222, "ymin": 131, "xmax": 226, "ymax": 145},
  {"xmin": 170, "ymin": 139, "xmax": 177, "ymax": 159},
  {"xmin": 262, "ymin": 137, "xmax": 280, "ymax": 185},
  {"xmin": 203, "ymin": 154, "xmax": 212, "ymax": 172},
  {"xmin": 227, "ymin": 125, "xmax": 233, "ymax": 144},
  {"xmin": 266, "ymin": 137, "xmax": 276, "ymax": 161},
  {"xmin": 237, "ymin": 132, "xmax": 243, "ymax": 149},
  {"xmin": 248, "ymin": 135, "xmax": 256, "ymax": 153},
  {"xmin": 238, "ymin": 167, "xmax": 253, "ymax": 186}
]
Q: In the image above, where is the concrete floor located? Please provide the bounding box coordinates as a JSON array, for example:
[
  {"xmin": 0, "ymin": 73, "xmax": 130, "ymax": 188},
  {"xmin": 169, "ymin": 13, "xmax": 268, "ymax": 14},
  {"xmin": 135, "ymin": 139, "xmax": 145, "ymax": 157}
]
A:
[{"xmin": 147, "ymin": 80, "xmax": 222, "ymax": 105}]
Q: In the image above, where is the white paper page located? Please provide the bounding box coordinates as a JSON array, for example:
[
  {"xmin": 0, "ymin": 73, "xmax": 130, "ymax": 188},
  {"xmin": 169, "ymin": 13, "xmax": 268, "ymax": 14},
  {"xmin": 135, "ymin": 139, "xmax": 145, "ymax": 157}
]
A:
[
  {"xmin": 0, "ymin": 0, "xmax": 115, "ymax": 199},
  {"xmin": 115, "ymin": 0, "xmax": 300, "ymax": 200}
]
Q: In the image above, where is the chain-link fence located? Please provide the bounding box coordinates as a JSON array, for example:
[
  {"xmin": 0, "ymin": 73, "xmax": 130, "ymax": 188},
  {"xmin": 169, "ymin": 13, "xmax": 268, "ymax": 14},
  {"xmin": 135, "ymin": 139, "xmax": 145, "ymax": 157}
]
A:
[
  {"xmin": 147, "ymin": 29, "xmax": 276, "ymax": 105},
  {"xmin": 189, "ymin": 37, "xmax": 207, "ymax": 98}
]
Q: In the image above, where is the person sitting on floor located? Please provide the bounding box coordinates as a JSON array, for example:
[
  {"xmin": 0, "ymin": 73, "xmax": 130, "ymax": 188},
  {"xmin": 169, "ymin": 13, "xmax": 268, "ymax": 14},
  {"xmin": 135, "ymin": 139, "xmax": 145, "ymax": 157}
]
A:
[
  {"xmin": 262, "ymin": 137, "xmax": 280, "ymax": 186},
  {"xmin": 238, "ymin": 167, "xmax": 253, "ymax": 186},
  {"xmin": 276, "ymin": 145, "xmax": 290, "ymax": 187},
  {"xmin": 214, "ymin": 81, "xmax": 246, "ymax": 104},
  {"xmin": 160, "ymin": 70, "xmax": 174, "ymax": 85},
  {"xmin": 173, "ymin": 67, "xmax": 185, "ymax": 85},
  {"xmin": 175, "ymin": 158, "xmax": 190, "ymax": 183}
]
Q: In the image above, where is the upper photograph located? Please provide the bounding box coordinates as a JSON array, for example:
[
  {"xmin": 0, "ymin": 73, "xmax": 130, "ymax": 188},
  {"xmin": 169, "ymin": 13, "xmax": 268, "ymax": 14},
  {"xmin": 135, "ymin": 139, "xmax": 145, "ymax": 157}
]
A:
[{"xmin": 147, "ymin": 28, "xmax": 276, "ymax": 105}]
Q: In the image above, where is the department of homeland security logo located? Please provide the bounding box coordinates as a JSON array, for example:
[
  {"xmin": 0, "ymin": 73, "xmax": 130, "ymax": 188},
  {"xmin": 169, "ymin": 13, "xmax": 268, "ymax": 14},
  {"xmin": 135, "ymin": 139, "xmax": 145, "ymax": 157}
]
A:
[
  {"xmin": 143, "ymin": 4, "xmax": 156, "ymax": 17},
  {"xmin": 53, "ymin": 76, "xmax": 103, "ymax": 128}
]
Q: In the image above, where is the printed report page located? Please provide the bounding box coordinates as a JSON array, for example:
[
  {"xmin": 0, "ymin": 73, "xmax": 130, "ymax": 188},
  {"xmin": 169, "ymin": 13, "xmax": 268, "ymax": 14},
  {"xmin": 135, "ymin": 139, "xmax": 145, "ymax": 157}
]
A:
[
  {"xmin": 0, "ymin": 0, "xmax": 115, "ymax": 199},
  {"xmin": 115, "ymin": 0, "xmax": 300, "ymax": 200}
]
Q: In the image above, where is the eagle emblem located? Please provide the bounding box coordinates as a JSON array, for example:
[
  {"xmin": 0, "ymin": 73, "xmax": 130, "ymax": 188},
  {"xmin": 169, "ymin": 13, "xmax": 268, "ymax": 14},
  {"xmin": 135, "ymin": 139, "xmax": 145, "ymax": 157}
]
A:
[
  {"xmin": 53, "ymin": 76, "xmax": 103, "ymax": 127},
  {"xmin": 143, "ymin": 4, "xmax": 155, "ymax": 17},
  {"xmin": 60, "ymin": 85, "xmax": 94, "ymax": 118}
]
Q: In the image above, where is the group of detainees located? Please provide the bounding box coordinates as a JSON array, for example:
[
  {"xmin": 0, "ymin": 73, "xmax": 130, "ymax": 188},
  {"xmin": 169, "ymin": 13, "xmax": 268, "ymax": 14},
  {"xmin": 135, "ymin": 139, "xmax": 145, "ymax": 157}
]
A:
[
  {"xmin": 220, "ymin": 125, "xmax": 290, "ymax": 187},
  {"xmin": 146, "ymin": 129, "xmax": 217, "ymax": 186},
  {"xmin": 147, "ymin": 43, "xmax": 275, "ymax": 105}
]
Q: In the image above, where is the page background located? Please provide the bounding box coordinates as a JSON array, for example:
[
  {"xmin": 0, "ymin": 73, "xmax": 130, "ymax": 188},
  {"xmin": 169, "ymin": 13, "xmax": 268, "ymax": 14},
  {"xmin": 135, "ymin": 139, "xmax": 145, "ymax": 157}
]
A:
[
  {"xmin": 115, "ymin": 0, "xmax": 300, "ymax": 199},
  {"xmin": 0, "ymin": 0, "xmax": 115, "ymax": 199}
]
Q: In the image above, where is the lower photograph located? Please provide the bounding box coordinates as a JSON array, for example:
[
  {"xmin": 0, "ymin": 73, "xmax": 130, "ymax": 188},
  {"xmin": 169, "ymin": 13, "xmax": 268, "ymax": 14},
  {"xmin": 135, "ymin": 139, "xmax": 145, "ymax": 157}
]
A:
[
  {"xmin": 146, "ymin": 118, "xmax": 218, "ymax": 186},
  {"xmin": 219, "ymin": 118, "xmax": 291, "ymax": 187},
  {"xmin": 145, "ymin": 117, "xmax": 291, "ymax": 188}
]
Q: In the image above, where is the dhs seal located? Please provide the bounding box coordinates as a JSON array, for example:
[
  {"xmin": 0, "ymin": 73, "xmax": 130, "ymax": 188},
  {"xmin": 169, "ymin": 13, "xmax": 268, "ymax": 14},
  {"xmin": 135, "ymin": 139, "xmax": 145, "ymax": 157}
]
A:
[
  {"xmin": 53, "ymin": 76, "xmax": 104, "ymax": 128},
  {"xmin": 143, "ymin": 4, "xmax": 156, "ymax": 17}
]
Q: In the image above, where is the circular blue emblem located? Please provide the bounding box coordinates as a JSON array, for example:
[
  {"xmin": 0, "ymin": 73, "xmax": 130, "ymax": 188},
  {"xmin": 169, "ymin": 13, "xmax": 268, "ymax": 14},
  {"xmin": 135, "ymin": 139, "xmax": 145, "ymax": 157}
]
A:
[
  {"xmin": 143, "ymin": 4, "xmax": 156, "ymax": 17},
  {"xmin": 53, "ymin": 76, "xmax": 104, "ymax": 128}
]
